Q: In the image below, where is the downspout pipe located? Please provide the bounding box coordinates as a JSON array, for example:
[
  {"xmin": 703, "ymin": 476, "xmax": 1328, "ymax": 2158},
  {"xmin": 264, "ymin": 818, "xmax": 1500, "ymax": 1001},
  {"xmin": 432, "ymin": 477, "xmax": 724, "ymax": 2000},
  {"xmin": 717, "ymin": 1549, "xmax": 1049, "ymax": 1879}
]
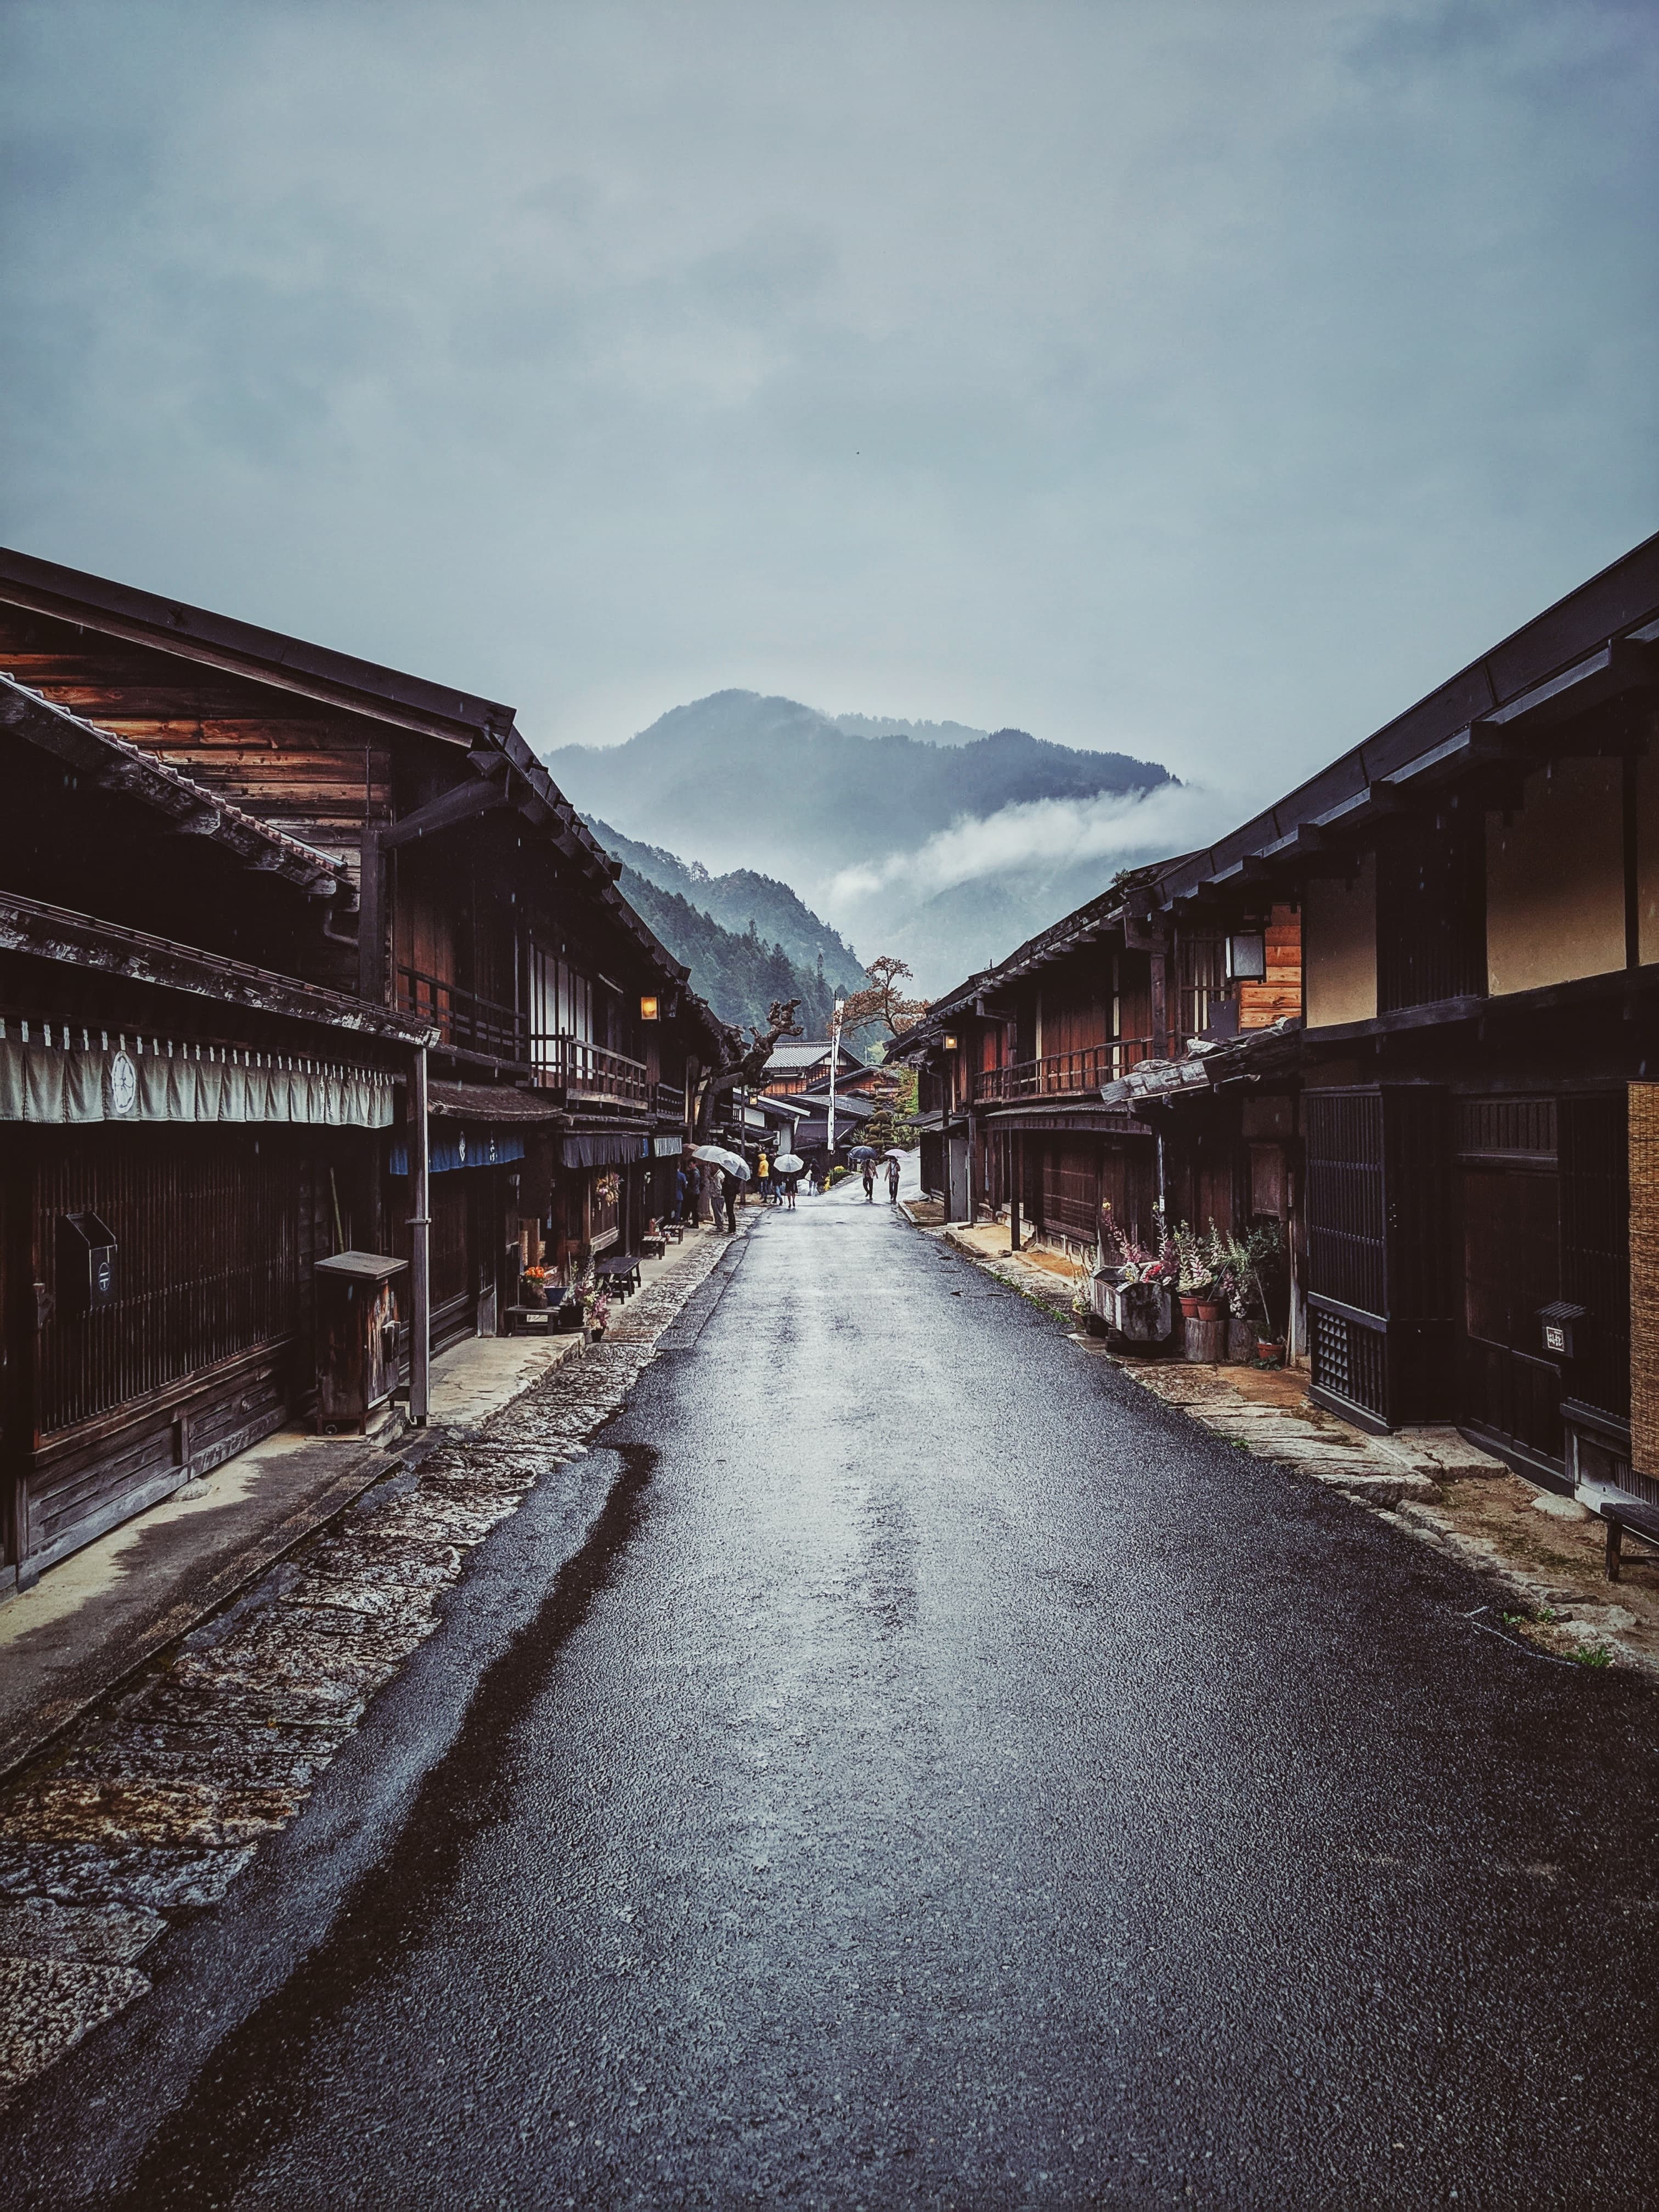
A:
[{"xmin": 408, "ymin": 1043, "xmax": 431, "ymax": 1426}]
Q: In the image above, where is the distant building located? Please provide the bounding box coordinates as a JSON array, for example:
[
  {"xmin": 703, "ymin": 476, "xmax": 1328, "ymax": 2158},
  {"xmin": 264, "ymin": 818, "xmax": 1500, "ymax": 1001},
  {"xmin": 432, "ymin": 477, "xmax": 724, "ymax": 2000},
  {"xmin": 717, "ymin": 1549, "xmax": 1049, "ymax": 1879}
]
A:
[{"xmin": 761, "ymin": 1039, "xmax": 869, "ymax": 1095}]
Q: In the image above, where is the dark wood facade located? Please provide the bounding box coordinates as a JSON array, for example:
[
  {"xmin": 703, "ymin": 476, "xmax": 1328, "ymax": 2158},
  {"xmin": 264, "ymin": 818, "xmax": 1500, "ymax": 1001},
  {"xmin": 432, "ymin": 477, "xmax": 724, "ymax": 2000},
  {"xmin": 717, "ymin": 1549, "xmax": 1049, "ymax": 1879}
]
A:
[
  {"xmin": 896, "ymin": 527, "xmax": 1659, "ymax": 1534},
  {"xmin": 0, "ymin": 670, "xmax": 427, "ymax": 1590},
  {"xmin": 0, "ymin": 546, "xmax": 729, "ymax": 1591}
]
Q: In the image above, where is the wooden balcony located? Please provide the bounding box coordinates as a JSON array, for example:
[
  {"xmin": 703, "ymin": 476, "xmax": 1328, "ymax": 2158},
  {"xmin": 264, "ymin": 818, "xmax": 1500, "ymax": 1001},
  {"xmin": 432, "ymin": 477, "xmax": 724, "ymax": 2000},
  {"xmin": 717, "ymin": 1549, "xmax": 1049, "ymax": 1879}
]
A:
[
  {"xmin": 973, "ymin": 1039, "xmax": 1154, "ymax": 1104},
  {"xmin": 530, "ymin": 1035, "xmax": 651, "ymax": 1109},
  {"xmin": 398, "ymin": 966, "xmax": 525, "ymax": 1061}
]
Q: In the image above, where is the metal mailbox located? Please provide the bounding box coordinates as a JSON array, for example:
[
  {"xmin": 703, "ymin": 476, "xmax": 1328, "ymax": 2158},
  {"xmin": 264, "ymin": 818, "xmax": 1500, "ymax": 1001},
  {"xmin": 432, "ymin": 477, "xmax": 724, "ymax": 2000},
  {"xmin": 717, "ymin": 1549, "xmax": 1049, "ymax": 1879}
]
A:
[
  {"xmin": 315, "ymin": 1251, "xmax": 407, "ymax": 1434},
  {"xmin": 1538, "ymin": 1300, "xmax": 1587, "ymax": 1361},
  {"xmin": 57, "ymin": 1210, "xmax": 119, "ymax": 1312}
]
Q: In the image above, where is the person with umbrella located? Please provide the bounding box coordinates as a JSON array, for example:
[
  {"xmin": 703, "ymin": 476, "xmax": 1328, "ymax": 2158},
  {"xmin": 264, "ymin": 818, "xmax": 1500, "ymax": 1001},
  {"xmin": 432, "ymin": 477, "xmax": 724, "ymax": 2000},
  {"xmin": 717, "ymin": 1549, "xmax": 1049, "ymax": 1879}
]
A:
[
  {"xmin": 773, "ymin": 1149, "xmax": 804, "ymax": 1210},
  {"xmin": 849, "ymin": 1142, "xmax": 878, "ymax": 1203},
  {"xmin": 689, "ymin": 1142, "xmax": 750, "ymax": 1232}
]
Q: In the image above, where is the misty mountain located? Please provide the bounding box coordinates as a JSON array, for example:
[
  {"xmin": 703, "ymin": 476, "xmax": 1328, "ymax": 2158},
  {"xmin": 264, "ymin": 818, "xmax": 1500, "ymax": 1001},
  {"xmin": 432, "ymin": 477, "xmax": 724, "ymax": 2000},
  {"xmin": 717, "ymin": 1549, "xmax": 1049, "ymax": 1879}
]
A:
[
  {"xmin": 587, "ymin": 816, "xmax": 865, "ymax": 992},
  {"xmin": 541, "ymin": 690, "xmax": 1172, "ymax": 883},
  {"xmin": 872, "ymin": 845, "xmax": 1184, "ymax": 991},
  {"xmin": 611, "ymin": 861, "xmax": 844, "ymax": 1037},
  {"xmin": 829, "ymin": 712, "xmax": 989, "ymax": 746}
]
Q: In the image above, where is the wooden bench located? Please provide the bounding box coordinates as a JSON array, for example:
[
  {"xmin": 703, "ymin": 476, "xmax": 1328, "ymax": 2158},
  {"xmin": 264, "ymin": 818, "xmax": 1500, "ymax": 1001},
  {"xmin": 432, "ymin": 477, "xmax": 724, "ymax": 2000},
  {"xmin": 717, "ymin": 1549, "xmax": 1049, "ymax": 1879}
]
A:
[
  {"xmin": 1602, "ymin": 1498, "xmax": 1659, "ymax": 1583},
  {"xmin": 596, "ymin": 1254, "xmax": 642, "ymax": 1299}
]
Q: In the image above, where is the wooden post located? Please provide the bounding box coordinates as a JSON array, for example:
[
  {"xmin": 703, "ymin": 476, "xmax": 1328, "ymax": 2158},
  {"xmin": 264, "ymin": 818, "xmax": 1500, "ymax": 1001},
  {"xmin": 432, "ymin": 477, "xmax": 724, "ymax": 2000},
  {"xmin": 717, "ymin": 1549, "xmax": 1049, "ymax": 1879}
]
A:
[
  {"xmin": 358, "ymin": 821, "xmax": 385, "ymax": 1005},
  {"xmin": 1148, "ymin": 938, "xmax": 1168, "ymax": 1060},
  {"xmin": 408, "ymin": 1045, "xmax": 431, "ymax": 1426},
  {"xmin": 1011, "ymin": 1133, "xmax": 1022, "ymax": 1251}
]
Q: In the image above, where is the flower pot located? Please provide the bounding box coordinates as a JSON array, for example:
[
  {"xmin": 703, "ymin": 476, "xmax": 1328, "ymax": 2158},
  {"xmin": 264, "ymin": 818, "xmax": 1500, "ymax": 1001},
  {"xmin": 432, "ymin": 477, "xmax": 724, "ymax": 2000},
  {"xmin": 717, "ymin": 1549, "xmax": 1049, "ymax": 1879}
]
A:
[
  {"xmin": 1256, "ymin": 1339, "xmax": 1284, "ymax": 1365},
  {"xmin": 1196, "ymin": 1300, "xmax": 1222, "ymax": 1323},
  {"xmin": 1179, "ymin": 1295, "xmax": 1200, "ymax": 1320},
  {"xmin": 521, "ymin": 1282, "xmax": 548, "ymax": 1309}
]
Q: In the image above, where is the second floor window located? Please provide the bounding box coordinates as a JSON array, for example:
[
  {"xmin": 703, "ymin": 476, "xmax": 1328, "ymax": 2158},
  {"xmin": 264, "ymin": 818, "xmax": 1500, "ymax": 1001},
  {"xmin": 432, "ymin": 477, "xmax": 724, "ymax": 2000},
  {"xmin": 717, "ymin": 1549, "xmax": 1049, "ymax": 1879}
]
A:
[
  {"xmin": 1376, "ymin": 804, "xmax": 1486, "ymax": 1013},
  {"xmin": 529, "ymin": 947, "xmax": 592, "ymax": 1068}
]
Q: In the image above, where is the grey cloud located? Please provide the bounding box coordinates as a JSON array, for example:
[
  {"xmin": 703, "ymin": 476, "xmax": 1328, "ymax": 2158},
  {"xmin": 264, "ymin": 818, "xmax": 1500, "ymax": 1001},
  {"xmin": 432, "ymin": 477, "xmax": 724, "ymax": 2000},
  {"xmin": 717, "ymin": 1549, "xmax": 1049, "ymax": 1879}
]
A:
[{"xmin": 0, "ymin": 0, "xmax": 1654, "ymax": 802}]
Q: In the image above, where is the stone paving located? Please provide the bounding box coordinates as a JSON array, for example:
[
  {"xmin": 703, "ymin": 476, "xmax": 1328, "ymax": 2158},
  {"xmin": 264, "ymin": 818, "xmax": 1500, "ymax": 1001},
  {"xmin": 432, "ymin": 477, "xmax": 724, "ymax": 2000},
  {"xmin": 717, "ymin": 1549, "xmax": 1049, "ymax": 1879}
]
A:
[{"xmin": 0, "ymin": 1222, "xmax": 742, "ymax": 2103}]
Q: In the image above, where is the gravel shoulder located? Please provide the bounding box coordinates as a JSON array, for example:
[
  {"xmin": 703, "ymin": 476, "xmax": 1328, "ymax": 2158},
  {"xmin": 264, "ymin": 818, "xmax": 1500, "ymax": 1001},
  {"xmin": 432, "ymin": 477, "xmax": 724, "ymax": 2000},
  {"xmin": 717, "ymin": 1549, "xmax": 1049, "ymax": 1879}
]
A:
[{"xmin": 0, "ymin": 1221, "xmax": 747, "ymax": 2109}]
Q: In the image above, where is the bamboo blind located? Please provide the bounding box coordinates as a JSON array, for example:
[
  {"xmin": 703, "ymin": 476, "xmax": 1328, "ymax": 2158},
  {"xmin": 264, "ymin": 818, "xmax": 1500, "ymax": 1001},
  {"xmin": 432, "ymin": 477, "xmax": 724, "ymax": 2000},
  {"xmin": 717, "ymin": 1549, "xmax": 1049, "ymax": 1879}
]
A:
[{"xmin": 1632, "ymin": 1083, "xmax": 1659, "ymax": 1479}]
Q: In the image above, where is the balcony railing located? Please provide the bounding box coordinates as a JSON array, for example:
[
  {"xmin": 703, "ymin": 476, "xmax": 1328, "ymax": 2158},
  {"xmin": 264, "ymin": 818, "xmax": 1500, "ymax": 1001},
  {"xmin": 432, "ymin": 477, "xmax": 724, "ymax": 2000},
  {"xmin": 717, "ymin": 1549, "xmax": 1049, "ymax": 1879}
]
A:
[
  {"xmin": 973, "ymin": 1039, "xmax": 1154, "ymax": 1104},
  {"xmin": 531, "ymin": 1035, "xmax": 650, "ymax": 1108},
  {"xmin": 654, "ymin": 1081, "xmax": 687, "ymax": 1120},
  {"xmin": 398, "ymin": 966, "xmax": 526, "ymax": 1060}
]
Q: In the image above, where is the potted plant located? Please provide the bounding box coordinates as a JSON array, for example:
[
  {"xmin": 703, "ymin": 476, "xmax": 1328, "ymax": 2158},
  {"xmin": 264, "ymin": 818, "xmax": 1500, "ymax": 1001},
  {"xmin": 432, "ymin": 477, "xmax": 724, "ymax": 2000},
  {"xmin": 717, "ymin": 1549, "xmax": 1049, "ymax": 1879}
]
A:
[
  {"xmin": 1222, "ymin": 1221, "xmax": 1288, "ymax": 1362},
  {"xmin": 520, "ymin": 1263, "xmax": 551, "ymax": 1309},
  {"xmin": 583, "ymin": 1287, "xmax": 613, "ymax": 1341},
  {"xmin": 1172, "ymin": 1223, "xmax": 1212, "ymax": 1319}
]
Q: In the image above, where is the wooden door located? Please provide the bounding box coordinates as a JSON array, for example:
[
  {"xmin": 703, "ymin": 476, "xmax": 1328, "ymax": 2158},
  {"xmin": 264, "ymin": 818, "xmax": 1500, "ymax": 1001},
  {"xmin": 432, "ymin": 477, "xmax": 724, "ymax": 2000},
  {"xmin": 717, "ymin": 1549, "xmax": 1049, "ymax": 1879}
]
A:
[{"xmin": 1459, "ymin": 1165, "xmax": 1563, "ymax": 1466}]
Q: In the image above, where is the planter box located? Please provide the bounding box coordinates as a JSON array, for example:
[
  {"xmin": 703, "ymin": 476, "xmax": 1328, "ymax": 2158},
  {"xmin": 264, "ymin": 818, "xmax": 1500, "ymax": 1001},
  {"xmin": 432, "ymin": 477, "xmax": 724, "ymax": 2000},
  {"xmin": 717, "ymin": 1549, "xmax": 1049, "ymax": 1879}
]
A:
[{"xmin": 1090, "ymin": 1272, "xmax": 1172, "ymax": 1346}]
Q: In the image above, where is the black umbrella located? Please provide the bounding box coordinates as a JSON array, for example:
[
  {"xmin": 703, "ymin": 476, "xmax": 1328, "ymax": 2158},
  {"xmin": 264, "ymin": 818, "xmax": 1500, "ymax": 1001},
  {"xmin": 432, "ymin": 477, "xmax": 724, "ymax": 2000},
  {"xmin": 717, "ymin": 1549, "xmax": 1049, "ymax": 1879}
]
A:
[{"xmin": 848, "ymin": 1145, "xmax": 878, "ymax": 1163}]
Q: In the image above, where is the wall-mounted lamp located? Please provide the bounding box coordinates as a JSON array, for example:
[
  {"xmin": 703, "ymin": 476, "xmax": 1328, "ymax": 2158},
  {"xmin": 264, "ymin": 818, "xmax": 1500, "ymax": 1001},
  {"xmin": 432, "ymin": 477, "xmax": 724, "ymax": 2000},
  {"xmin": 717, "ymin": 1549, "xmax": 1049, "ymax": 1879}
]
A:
[
  {"xmin": 640, "ymin": 994, "xmax": 660, "ymax": 1023},
  {"xmin": 943, "ymin": 1033, "xmax": 960, "ymax": 1052}
]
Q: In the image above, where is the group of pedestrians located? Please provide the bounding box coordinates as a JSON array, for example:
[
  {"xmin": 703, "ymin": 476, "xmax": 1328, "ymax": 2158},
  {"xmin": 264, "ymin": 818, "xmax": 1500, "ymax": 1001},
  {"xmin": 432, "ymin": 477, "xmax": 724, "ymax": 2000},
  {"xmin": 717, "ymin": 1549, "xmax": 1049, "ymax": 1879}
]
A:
[
  {"xmin": 755, "ymin": 1153, "xmax": 800, "ymax": 1210},
  {"xmin": 860, "ymin": 1154, "xmax": 902, "ymax": 1204},
  {"xmin": 672, "ymin": 1147, "xmax": 902, "ymax": 1229}
]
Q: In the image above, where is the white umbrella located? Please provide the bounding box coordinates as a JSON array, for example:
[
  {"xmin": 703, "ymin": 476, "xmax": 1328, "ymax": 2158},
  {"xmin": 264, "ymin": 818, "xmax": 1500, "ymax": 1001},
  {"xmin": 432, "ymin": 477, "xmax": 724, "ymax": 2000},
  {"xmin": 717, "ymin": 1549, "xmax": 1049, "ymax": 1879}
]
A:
[
  {"xmin": 691, "ymin": 1143, "xmax": 751, "ymax": 1179},
  {"xmin": 773, "ymin": 1153, "xmax": 804, "ymax": 1174}
]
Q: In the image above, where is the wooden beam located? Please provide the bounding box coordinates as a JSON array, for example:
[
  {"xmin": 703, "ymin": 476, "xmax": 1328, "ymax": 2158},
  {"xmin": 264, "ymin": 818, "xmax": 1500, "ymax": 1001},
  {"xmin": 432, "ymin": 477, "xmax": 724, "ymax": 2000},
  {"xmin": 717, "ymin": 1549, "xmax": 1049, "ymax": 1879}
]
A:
[{"xmin": 377, "ymin": 776, "xmax": 512, "ymax": 851}]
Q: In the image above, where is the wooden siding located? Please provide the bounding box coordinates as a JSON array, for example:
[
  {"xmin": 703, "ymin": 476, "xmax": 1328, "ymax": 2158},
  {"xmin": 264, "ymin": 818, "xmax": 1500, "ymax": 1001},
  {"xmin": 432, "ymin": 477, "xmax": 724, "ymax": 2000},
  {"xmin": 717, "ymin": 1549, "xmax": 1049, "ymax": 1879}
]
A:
[
  {"xmin": 15, "ymin": 1124, "xmax": 351, "ymax": 1572},
  {"xmin": 33, "ymin": 1129, "xmax": 304, "ymax": 1437},
  {"xmin": 0, "ymin": 607, "xmax": 394, "ymax": 868},
  {"xmin": 1238, "ymin": 904, "xmax": 1302, "ymax": 1030},
  {"xmin": 1631, "ymin": 1084, "xmax": 1659, "ymax": 1480}
]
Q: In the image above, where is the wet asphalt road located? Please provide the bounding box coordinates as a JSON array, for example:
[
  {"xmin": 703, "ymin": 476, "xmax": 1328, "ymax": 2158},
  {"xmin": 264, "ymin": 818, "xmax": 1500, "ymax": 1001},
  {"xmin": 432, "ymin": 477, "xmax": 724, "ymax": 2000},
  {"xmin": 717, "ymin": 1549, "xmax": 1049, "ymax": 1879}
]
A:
[{"xmin": 19, "ymin": 1183, "xmax": 1659, "ymax": 2207}]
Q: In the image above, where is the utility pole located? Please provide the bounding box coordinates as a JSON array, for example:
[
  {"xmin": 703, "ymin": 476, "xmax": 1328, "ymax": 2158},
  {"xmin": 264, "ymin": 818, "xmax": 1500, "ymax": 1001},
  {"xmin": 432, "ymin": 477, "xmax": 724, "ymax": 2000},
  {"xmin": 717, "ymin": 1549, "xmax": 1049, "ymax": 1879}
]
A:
[{"xmin": 826, "ymin": 998, "xmax": 845, "ymax": 1162}]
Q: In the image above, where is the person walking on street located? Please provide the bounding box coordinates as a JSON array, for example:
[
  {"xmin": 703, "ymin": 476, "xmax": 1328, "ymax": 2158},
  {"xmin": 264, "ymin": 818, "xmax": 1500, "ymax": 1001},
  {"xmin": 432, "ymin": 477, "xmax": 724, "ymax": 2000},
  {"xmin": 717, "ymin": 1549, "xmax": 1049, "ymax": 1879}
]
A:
[
  {"xmin": 757, "ymin": 1151, "xmax": 771, "ymax": 1206},
  {"xmin": 887, "ymin": 1155, "xmax": 901, "ymax": 1203},
  {"xmin": 783, "ymin": 1172, "xmax": 798, "ymax": 1210},
  {"xmin": 719, "ymin": 1167, "xmax": 740, "ymax": 1233},
  {"xmin": 861, "ymin": 1159, "xmax": 876, "ymax": 1204}
]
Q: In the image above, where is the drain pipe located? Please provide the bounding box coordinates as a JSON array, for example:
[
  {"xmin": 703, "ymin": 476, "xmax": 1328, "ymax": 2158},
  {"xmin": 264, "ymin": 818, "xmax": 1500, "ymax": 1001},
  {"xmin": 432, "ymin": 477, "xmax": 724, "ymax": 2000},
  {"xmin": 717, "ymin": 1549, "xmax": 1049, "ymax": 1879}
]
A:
[{"xmin": 408, "ymin": 1043, "xmax": 431, "ymax": 1426}]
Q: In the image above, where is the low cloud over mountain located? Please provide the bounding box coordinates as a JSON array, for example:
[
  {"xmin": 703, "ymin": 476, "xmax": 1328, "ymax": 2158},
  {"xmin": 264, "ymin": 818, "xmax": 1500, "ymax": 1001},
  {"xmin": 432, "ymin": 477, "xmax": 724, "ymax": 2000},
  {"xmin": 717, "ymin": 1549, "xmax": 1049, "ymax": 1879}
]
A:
[{"xmin": 541, "ymin": 690, "xmax": 1194, "ymax": 992}]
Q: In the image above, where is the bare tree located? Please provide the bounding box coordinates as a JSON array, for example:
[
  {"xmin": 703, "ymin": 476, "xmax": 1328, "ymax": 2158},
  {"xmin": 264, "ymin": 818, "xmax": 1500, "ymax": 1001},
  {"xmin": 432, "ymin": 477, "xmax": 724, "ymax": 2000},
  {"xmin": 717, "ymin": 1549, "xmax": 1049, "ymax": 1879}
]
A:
[
  {"xmin": 693, "ymin": 999, "xmax": 803, "ymax": 1136},
  {"xmin": 836, "ymin": 955, "xmax": 929, "ymax": 1046}
]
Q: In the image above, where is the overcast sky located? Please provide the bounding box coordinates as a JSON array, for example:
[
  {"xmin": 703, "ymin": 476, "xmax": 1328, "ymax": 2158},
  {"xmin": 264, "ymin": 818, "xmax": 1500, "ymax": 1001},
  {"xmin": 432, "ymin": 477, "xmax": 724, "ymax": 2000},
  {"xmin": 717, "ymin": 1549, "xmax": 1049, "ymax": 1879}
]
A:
[{"xmin": 2, "ymin": 0, "xmax": 1655, "ymax": 816}]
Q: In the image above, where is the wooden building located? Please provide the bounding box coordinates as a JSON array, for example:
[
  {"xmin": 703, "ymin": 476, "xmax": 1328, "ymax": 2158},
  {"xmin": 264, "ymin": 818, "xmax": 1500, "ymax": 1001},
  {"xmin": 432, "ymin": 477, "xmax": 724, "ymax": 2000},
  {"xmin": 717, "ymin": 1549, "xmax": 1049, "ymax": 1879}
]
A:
[
  {"xmin": 895, "ymin": 529, "xmax": 1659, "ymax": 1538},
  {"xmin": 0, "ymin": 548, "xmax": 728, "ymax": 1363},
  {"xmin": 760, "ymin": 1039, "xmax": 876, "ymax": 1097},
  {"xmin": 1144, "ymin": 532, "xmax": 1658, "ymax": 1520},
  {"xmin": 0, "ymin": 672, "xmax": 431, "ymax": 1591},
  {"xmin": 894, "ymin": 881, "xmax": 1300, "ymax": 1256}
]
